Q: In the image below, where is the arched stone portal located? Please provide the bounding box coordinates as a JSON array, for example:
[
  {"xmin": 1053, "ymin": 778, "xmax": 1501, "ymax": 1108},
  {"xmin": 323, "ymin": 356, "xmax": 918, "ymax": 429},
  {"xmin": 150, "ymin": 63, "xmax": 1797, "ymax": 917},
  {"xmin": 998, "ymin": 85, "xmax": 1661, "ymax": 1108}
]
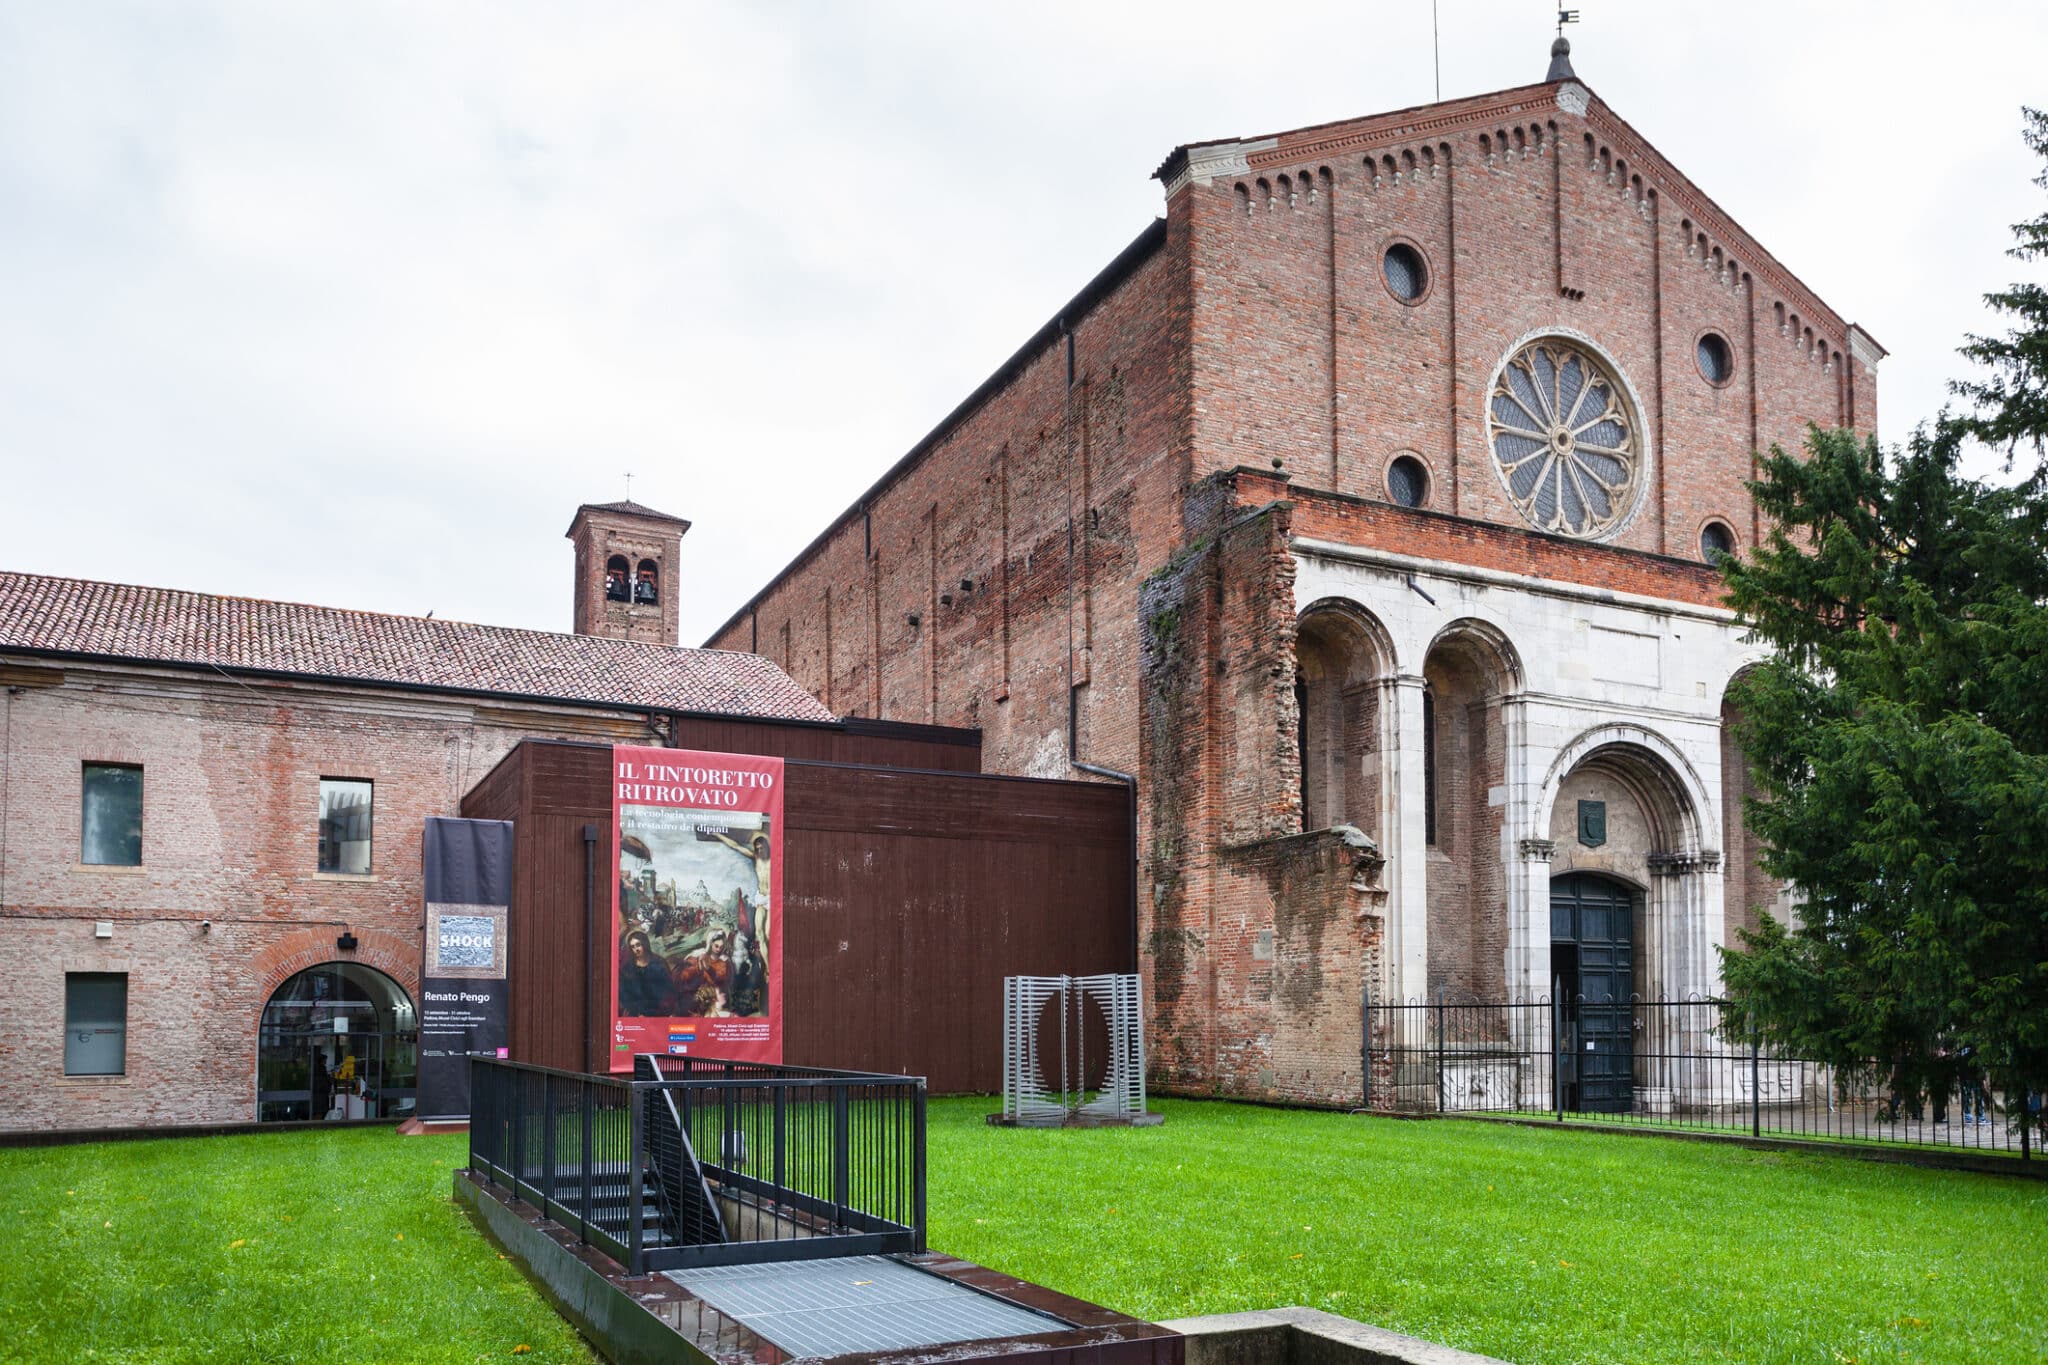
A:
[{"xmin": 1530, "ymin": 726, "xmax": 1721, "ymax": 1004}]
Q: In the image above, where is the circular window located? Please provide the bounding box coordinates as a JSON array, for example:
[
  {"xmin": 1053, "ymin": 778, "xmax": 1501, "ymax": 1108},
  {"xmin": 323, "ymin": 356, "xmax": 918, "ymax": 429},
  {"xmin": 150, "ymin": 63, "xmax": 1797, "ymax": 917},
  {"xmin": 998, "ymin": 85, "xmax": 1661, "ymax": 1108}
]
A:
[
  {"xmin": 1700, "ymin": 520, "xmax": 1736, "ymax": 563},
  {"xmin": 1696, "ymin": 332, "xmax": 1734, "ymax": 385},
  {"xmin": 1488, "ymin": 337, "xmax": 1642, "ymax": 538},
  {"xmin": 1383, "ymin": 243, "xmax": 1428, "ymax": 303},
  {"xmin": 1386, "ymin": 455, "xmax": 1430, "ymax": 508}
]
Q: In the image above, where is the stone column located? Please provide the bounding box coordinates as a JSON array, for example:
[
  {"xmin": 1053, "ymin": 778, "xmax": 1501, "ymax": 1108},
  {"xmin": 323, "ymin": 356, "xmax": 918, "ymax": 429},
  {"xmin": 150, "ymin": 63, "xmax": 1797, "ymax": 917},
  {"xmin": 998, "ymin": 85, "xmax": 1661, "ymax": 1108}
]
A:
[
  {"xmin": 1381, "ymin": 675, "xmax": 1430, "ymax": 1008},
  {"xmin": 1499, "ymin": 696, "xmax": 1539, "ymax": 1002},
  {"xmin": 1648, "ymin": 849, "xmax": 1726, "ymax": 1105},
  {"xmin": 1515, "ymin": 837, "xmax": 1557, "ymax": 1109}
]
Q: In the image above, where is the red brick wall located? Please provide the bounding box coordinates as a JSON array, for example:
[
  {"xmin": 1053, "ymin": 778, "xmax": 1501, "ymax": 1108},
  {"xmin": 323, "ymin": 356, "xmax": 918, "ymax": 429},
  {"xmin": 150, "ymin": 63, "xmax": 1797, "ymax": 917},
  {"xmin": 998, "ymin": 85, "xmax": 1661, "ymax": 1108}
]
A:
[
  {"xmin": 0, "ymin": 667, "xmax": 651, "ymax": 1131},
  {"xmin": 1187, "ymin": 88, "xmax": 1875, "ymax": 562},
  {"xmin": 708, "ymin": 234, "xmax": 1191, "ymax": 789}
]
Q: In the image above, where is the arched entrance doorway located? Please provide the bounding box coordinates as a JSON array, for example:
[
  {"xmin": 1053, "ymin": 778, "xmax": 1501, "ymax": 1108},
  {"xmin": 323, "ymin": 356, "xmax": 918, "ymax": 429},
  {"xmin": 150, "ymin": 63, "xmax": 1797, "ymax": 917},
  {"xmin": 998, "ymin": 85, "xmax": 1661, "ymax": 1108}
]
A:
[
  {"xmin": 1551, "ymin": 871, "xmax": 1636, "ymax": 1113},
  {"xmin": 257, "ymin": 962, "xmax": 418, "ymax": 1122}
]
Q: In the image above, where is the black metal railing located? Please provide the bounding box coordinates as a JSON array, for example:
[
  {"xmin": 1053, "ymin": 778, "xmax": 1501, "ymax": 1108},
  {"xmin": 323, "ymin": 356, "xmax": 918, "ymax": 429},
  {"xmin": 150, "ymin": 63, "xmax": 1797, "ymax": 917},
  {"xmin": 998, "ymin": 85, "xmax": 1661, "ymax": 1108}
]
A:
[
  {"xmin": 1362, "ymin": 993, "xmax": 2036, "ymax": 1161},
  {"xmin": 468, "ymin": 1055, "xmax": 927, "ymax": 1274}
]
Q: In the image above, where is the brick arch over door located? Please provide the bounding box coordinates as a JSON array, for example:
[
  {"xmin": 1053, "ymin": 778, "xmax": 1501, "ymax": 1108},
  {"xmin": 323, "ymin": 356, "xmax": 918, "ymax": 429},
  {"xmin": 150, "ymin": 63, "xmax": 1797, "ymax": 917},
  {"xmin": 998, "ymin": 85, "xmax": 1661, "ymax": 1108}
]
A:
[{"xmin": 250, "ymin": 927, "xmax": 420, "ymax": 1022}]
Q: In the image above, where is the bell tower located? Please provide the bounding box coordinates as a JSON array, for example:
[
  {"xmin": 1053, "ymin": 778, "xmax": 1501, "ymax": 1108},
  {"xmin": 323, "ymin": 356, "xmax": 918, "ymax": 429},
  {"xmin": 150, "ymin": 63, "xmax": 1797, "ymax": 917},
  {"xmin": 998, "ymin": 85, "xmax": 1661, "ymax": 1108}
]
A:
[{"xmin": 566, "ymin": 500, "xmax": 691, "ymax": 646}]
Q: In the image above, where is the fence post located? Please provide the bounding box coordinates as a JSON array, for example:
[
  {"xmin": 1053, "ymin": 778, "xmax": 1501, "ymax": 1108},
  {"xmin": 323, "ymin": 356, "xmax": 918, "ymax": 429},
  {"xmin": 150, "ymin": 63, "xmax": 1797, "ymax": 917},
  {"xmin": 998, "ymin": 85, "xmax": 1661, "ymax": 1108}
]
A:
[
  {"xmin": 1749, "ymin": 1012, "xmax": 1762, "ymax": 1139},
  {"xmin": 832, "ymin": 1084, "xmax": 851, "ymax": 1229},
  {"xmin": 510, "ymin": 1070, "xmax": 524, "ymax": 1201},
  {"xmin": 543, "ymin": 1076, "xmax": 557, "ymax": 1215},
  {"xmin": 1553, "ymin": 979, "xmax": 1565, "ymax": 1122},
  {"xmin": 773, "ymin": 1084, "xmax": 787, "ymax": 1195},
  {"xmin": 580, "ymin": 1081, "xmax": 594, "ymax": 1243},
  {"xmin": 912, "ymin": 1083, "xmax": 928, "ymax": 1253},
  {"xmin": 626, "ymin": 1087, "xmax": 645, "ymax": 1276},
  {"xmin": 1435, "ymin": 989, "xmax": 1446, "ymax": 1114},
  {"xmin": 1360, "ymin": 983, "xmax": 1371, "ymax": 1109}
]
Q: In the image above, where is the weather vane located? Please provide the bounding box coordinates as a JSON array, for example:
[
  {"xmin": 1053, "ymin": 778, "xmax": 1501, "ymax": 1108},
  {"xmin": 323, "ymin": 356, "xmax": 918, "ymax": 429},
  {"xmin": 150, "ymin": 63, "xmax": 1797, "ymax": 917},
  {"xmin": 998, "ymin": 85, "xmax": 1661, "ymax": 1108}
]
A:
[
  {"xmin": 1557, "ymin": 8, "xmax": 1579, "ymax": 36},
  {"xmin": 624, "ymin": 471, "xmax": 635, "ymax": 500}
]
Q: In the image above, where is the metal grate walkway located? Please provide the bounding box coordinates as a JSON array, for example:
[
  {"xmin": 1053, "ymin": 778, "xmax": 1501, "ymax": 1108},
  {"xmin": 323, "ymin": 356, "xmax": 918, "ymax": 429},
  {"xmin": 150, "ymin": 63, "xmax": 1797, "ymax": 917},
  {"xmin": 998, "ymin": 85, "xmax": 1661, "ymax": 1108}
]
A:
[{"xmin": 669, "ymin": 1255, "xmax": 1069, "ymax": 1360}]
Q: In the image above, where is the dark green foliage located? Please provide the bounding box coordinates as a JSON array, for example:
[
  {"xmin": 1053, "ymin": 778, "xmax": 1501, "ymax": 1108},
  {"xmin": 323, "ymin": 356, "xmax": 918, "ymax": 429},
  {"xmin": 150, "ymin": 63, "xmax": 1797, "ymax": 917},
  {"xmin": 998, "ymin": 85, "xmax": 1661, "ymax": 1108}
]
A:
[
  {"xmin": 1721, "ymin": 111, "xmax": 2048, "ymax": 1132},
  {"xmin": 1954, "ymin": 107, "xmax": 2048, "ymax": 469}
]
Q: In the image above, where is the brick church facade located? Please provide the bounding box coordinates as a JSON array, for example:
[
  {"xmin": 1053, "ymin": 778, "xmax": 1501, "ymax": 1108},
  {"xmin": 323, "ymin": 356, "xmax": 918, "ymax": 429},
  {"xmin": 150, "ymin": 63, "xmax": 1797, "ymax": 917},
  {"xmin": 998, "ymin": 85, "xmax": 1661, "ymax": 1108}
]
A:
[{"xmin": 707, "ymin": 49, "xmax": 1883, "ymax": 1104}]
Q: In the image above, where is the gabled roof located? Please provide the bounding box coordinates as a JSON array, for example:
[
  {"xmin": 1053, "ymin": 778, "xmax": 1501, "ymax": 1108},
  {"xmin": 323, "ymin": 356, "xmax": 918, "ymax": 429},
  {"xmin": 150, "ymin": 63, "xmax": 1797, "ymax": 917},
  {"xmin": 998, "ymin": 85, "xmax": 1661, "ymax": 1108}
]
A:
[
  {"xmin": 567, "ymin": 499, "xmax": 693, "ymax": 536},
  {"xmin": 1159, "ymin": 73, "xmax": 1866, "ymax": 346},
  {"xmin": 0, "ymin": 570, "xmax": 833, "ymax": 723}
]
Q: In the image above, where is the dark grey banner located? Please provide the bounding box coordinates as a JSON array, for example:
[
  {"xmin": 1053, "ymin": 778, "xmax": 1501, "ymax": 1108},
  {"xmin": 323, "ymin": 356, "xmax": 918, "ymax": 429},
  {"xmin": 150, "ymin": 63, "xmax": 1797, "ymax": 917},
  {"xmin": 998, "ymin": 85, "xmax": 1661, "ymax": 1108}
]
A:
[{"xmin": 419, "ymin": 816, "xmax": 514, "ymax": 1121}]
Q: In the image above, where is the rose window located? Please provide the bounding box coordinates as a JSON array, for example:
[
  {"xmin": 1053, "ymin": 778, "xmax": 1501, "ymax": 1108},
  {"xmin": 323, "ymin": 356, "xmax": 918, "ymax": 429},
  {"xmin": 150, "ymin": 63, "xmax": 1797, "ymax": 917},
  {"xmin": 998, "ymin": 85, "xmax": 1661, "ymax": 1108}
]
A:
[{"xmin": 1488, "ymin": 339, "xmax": 1640, "ymax": 537}]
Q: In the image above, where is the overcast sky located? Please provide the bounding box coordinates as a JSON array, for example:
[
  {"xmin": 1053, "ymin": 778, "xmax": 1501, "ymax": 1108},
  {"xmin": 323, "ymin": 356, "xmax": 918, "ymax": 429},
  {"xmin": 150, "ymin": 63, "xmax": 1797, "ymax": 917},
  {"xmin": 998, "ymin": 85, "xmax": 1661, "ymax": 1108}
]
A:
[{"xmin": 3, "ymin": 2, "xmax": 2043, "ymax": 646}]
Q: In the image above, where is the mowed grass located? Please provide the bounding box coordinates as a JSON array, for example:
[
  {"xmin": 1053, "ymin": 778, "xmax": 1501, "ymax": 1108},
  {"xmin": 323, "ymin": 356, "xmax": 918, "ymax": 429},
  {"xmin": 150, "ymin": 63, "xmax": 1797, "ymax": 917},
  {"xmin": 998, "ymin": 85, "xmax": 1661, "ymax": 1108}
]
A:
[
  {"xmin": 1, "ymin": 1105, "xmax": 2042, "ymax": 1365},
  {"xmin": 928, "ymin": 1098, "xmax": 2048, "ymax": 1365},
  {"xmin": 0, "ymin": 1128, "xmax": 594, "ymax": 1365}
]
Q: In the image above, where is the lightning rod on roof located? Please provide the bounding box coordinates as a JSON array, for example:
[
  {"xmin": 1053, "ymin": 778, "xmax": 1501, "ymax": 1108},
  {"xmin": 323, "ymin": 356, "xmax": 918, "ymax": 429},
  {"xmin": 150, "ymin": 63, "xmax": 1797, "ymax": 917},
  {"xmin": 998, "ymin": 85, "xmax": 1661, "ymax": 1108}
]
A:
[{"xmin": 1432, "ymin": 0, "xmax": 1440, "ymax": 103}]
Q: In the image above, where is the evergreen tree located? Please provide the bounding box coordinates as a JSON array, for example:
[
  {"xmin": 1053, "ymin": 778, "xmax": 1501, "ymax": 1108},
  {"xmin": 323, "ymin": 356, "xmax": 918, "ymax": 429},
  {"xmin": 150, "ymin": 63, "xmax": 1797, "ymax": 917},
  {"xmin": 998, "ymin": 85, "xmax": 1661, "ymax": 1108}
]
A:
[
  {"xmin": 1955, "ymin": 107, "xmax": 2048, "ymax": 469},
  {"xmin": 1720, "ymin": 113, "xmax": 2048, "ymax": 1137}
]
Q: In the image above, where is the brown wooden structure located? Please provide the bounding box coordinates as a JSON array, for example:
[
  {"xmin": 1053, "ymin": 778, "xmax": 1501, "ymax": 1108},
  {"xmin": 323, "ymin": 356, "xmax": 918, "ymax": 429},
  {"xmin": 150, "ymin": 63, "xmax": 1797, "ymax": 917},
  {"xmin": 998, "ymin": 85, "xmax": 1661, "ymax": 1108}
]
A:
[{"xmin": 459, "ymin": 730, "xmax": 1133, "ymax": 1093}]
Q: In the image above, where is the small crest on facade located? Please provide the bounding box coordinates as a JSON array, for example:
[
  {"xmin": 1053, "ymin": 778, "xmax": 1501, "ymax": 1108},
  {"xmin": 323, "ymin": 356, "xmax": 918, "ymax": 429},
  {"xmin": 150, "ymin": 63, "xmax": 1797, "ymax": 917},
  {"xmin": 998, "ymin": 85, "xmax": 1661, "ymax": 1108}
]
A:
[{"xmin": 1578, "ymin": 799, "xmax": 1608, "ymax": 848}]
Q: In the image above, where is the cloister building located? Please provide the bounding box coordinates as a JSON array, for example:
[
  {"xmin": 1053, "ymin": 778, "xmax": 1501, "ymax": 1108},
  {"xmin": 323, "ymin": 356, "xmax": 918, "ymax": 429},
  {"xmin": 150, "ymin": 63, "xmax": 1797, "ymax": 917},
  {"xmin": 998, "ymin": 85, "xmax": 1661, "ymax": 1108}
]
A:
[{"xmin": 707, "ymin": 43, "xmax": 1882, "ymax": 1104}]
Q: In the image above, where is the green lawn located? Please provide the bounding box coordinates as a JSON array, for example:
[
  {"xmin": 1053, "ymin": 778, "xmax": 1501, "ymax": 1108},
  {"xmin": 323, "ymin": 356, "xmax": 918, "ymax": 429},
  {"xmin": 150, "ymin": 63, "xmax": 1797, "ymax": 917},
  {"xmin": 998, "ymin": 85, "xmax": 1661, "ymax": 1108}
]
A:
[
  {"xmin": 1, "ymin": 1103, "xmax": 2042, "ymax": 1364},
  {"xmin": 929, "ymin": 1098, "xmax": 2048, "ymax": 1364},
  {"xmin": 0, "ymin": 1127, "xmax": 593, "ymax": 1365}
]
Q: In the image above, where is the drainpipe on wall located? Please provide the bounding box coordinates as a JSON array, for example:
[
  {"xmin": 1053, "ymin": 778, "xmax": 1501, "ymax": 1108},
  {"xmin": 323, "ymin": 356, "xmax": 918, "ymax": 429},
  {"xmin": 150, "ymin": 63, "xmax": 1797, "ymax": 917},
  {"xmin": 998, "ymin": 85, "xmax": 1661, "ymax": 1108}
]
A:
[
  {"xmin": 1073, "ymin": 760, "xmax": 1140, "ymax": 975},
  {"xmin": 582, "ymin": 822, "xmax": 599, "ymax": 1073}
]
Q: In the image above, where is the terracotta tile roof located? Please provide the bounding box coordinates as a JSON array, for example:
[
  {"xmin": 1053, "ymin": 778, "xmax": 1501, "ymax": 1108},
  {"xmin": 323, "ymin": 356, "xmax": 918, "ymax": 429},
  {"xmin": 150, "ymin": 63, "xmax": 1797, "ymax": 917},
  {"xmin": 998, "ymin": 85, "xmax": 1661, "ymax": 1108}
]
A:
[
  {"xmin": 568, "ymin": 499, "xmax": 692, "ymax": 532},
  {"xmin": 0, "ymin": 570, "xmax": 834, "ymax": 723}
]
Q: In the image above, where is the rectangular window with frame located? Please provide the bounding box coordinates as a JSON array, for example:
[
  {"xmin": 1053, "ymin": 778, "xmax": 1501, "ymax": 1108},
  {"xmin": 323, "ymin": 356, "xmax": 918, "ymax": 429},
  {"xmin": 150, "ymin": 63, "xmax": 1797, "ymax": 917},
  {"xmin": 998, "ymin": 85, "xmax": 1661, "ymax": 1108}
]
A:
[
  {"xmin": 65, "ymin": 972, "xmax": 128, "ymax": 1076},
  {"xmin": 80, "ymin": 763, "xmax": 143, "ymax": 866},
  {"xmin": 318, "ymin": 778, "xmax": 374, "ymax": 874}
]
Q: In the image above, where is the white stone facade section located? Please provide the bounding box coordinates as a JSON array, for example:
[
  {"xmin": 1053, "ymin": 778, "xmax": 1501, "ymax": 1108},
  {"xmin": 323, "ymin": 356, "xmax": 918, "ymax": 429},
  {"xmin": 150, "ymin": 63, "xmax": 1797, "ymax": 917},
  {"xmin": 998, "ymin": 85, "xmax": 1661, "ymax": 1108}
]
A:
[{"xmin": 1292, "ymin": 536, "xmax": 1769, "ymax": 1008}]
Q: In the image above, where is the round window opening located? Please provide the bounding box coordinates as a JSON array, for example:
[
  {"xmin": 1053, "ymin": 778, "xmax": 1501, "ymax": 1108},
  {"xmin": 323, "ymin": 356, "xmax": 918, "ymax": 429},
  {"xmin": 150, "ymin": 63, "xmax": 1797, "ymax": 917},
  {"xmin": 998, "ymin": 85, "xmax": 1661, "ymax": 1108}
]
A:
[
  {"xmin": 1488, "ymin": 337, "xmax": 1641, "ymax": 538},
  {"xmin": 1700, "ymin": 520, "xmax": 1736, "ymax": 563},
  {"xmin": 1386, "ymin": 455, "xmax": 1430, "ymax": 508},
  {"xmin": 1697, "ymin": 332, "xmax": 1734, "ymax": 385},
  {"xmin": 1383, "ymin": 243, "xmax": 1428, "ymax": 302}
]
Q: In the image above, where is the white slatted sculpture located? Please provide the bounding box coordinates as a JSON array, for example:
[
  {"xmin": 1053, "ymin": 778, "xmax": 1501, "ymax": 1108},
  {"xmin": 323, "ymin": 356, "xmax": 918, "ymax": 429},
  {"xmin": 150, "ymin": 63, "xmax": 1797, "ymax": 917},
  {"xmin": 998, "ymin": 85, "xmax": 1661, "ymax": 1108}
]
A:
[{"xmin": 998, "ymin": 973, "xmax": 1157, "ymax": 1127}]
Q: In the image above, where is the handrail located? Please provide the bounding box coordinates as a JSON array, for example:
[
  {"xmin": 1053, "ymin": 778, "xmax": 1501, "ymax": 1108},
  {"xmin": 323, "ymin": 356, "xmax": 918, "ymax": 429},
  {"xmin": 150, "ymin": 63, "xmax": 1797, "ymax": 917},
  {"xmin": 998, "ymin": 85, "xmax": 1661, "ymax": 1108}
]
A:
[{"xmin": 467, "ymin": 1053, "xmax": 929, "ymax": 1273}]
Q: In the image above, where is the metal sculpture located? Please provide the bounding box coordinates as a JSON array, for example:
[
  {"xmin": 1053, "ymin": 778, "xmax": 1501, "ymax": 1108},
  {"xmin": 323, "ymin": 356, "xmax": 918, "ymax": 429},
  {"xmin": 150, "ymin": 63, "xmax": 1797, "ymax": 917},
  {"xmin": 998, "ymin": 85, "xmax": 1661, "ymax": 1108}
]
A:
[{"xmin": 997, "ymin": 973, "xmax": 1157, "ymax": 1127}]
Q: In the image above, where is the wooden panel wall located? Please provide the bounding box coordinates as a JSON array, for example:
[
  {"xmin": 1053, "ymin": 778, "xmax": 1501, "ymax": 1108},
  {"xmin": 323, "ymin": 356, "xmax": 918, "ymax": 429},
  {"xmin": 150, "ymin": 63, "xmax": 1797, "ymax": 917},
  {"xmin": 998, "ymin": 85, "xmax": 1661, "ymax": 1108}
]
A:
[
  {"xmin": 461, "ymin": 740, "xmax": 1132, "ymax": 1093},
  {"xmin": 669, "ymin": 715, "xmax": 980, "ymax": 773}
]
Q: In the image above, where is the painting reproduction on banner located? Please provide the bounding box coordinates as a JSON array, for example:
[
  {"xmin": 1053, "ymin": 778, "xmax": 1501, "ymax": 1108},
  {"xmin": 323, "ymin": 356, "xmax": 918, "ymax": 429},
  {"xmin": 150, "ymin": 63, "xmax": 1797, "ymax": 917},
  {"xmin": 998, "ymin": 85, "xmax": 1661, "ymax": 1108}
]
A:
[{"xmin": 610, "ymin": 746, "xmax": 782, "ymax": 1069}]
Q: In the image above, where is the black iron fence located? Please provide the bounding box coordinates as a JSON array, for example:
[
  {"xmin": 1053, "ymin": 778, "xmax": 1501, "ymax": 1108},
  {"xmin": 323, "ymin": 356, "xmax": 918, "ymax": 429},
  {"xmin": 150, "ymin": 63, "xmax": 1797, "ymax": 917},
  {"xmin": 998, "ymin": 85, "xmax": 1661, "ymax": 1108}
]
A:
[
  {"xmin": 468, "ymin": 1055, "xmax": 926, "ymax": 1274},
  {"xmin": 1363, "ymin": 994, "xmax": 2036, "ymax": 1161}
]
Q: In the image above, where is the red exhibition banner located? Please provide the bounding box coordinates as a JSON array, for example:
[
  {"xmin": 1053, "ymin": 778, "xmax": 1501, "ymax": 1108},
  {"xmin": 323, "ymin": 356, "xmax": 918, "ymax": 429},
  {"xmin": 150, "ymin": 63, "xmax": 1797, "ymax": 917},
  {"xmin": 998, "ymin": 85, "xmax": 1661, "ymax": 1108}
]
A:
[{"xmin": 609, "ymin": 745, "xmax": 783, "ymax": 1070}]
